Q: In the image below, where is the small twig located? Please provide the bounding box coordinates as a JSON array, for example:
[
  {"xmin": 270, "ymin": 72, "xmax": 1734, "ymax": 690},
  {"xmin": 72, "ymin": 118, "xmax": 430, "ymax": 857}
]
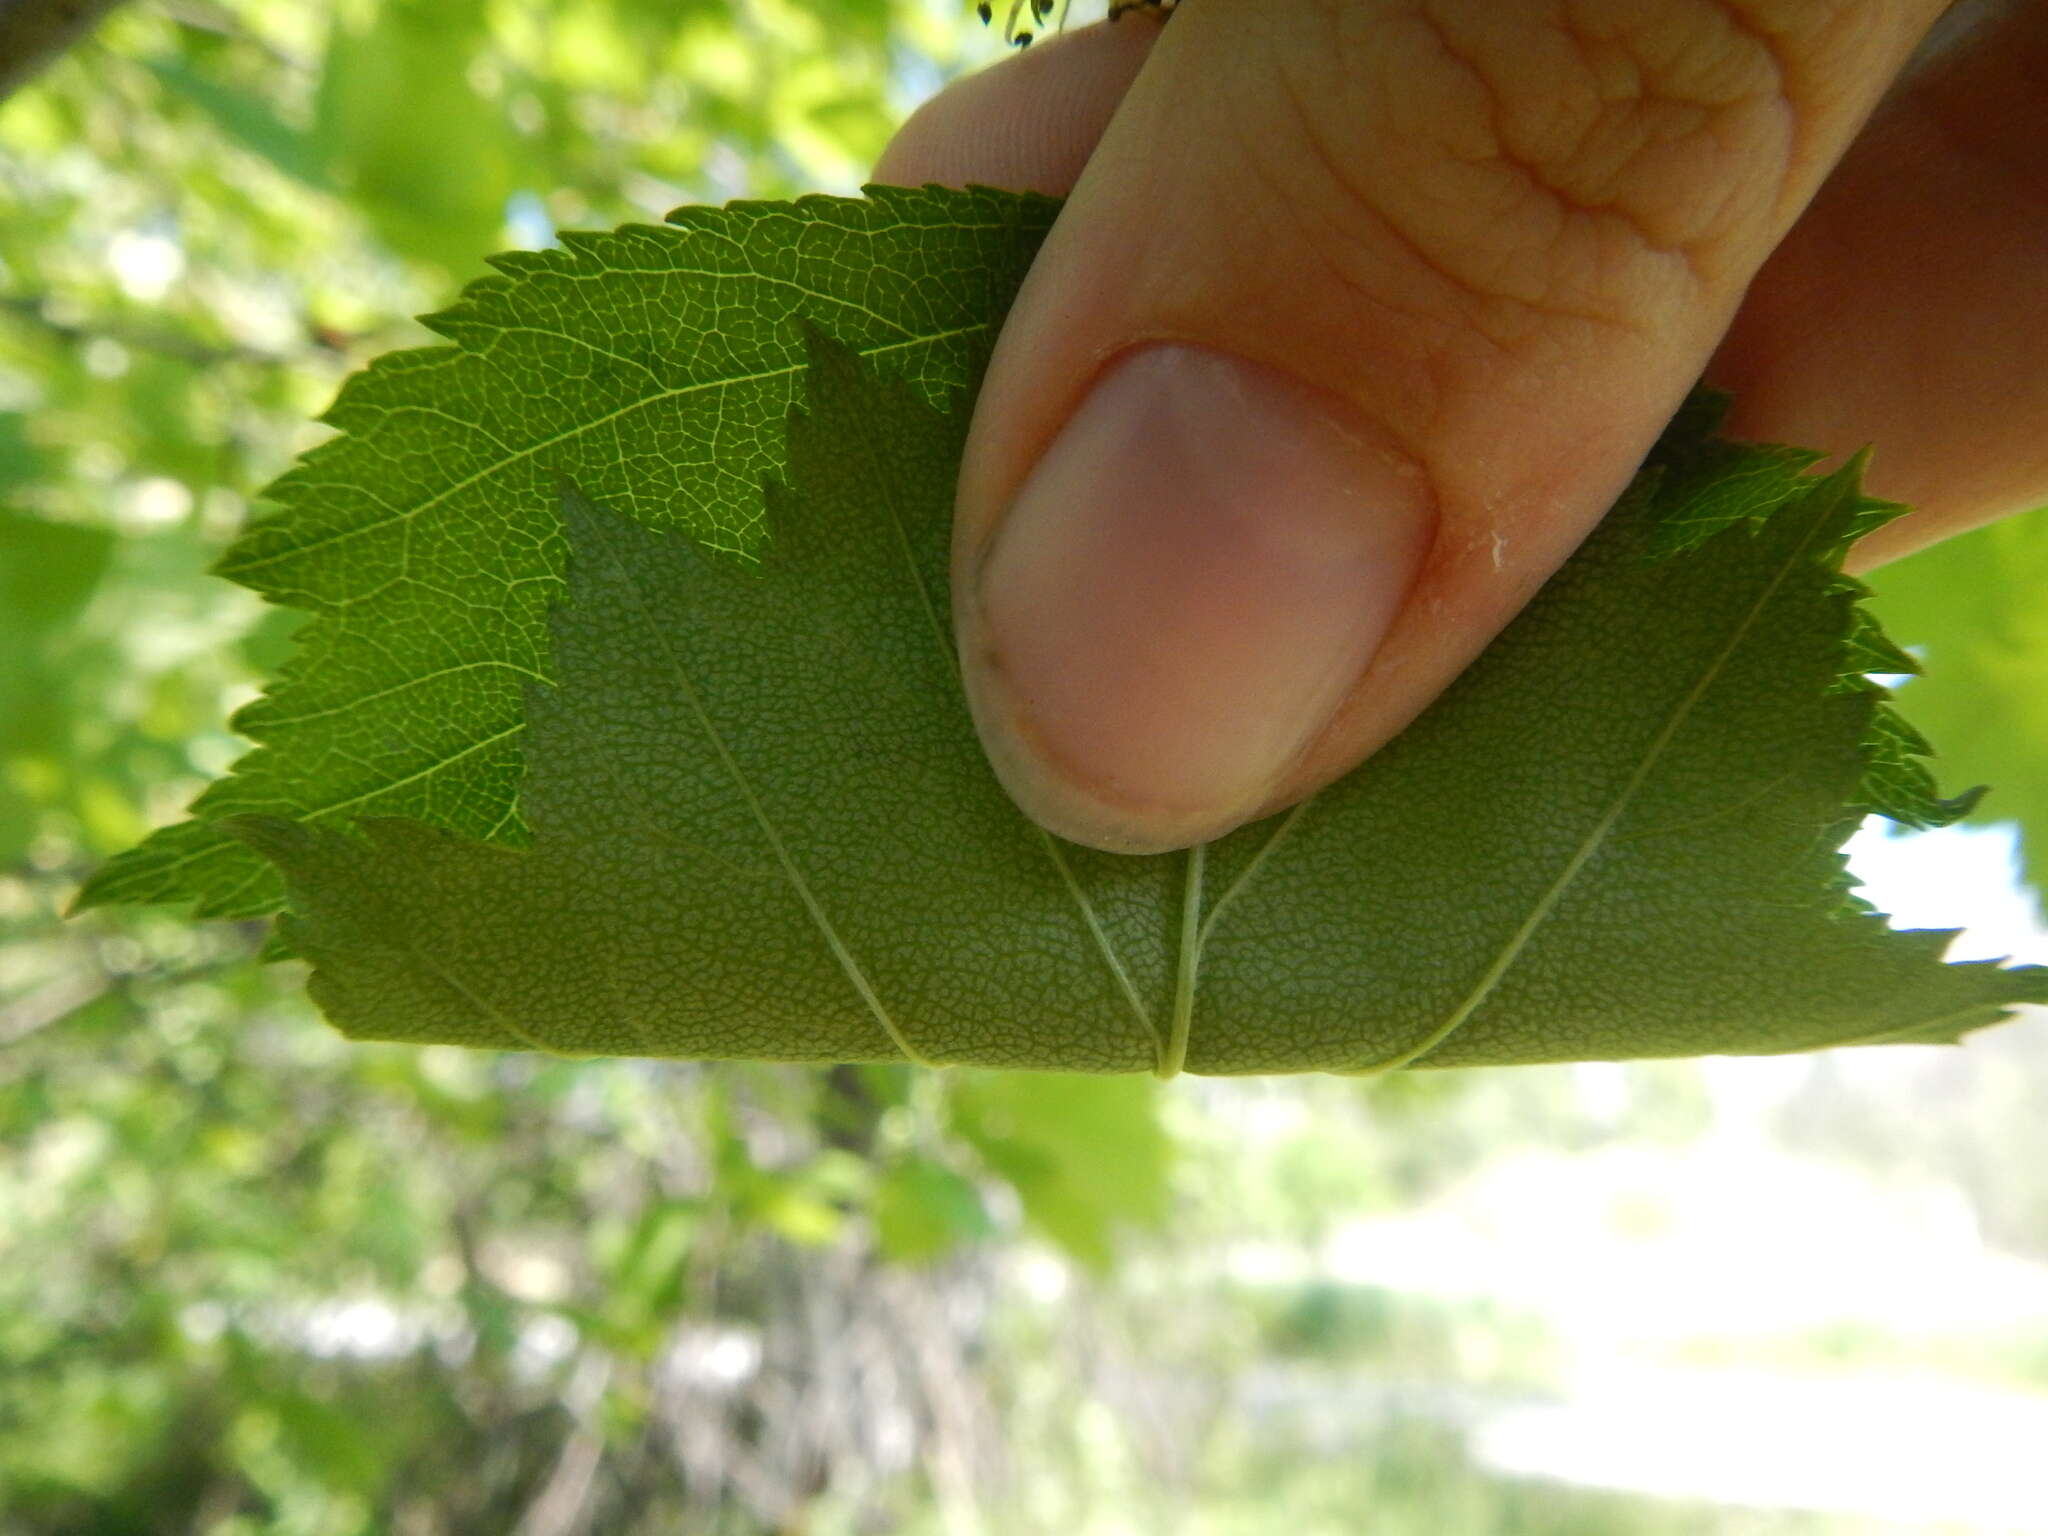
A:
[
  {"xmin": 155, "ymin": 0, "xmax": 304, "ymax": 72},
  {"xmin": 0, "ymin": 0, "xmax": 132, "ymax": 104},
  {"xmin": 0, "ymin": 967, "xmax": 106, "ymax": 1045},
  {"xmin": 512, "ymin": 1355, "xmax": 614, "ymax": 1536},
  {"xmin": 0, "ymin": 291, "xmax": 312, "ymax": 368}
]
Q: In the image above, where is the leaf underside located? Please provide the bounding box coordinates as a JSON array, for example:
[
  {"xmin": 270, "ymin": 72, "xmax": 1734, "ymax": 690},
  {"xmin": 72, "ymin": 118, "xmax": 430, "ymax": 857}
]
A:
[{"xmin": 220, "ymin": 314, "xmax": 2046, "ymax": 1074}]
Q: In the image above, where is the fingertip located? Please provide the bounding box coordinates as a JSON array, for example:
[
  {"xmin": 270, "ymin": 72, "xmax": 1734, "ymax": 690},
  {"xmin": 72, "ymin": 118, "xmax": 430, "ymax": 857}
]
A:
[
  {"xmin": 872, "ymin": 17, "xmax": 1162, "ymax": 196},
  {"xmin": 960, "ymin": 344, "xmax": 1436, "ymax": 854}
]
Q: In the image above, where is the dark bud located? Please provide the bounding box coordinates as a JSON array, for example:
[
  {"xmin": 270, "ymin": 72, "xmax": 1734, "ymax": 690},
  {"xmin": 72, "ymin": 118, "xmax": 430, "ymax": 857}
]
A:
[{"xmin": 977, "ymin": 2, "xmax": 992, "ymax": 20}]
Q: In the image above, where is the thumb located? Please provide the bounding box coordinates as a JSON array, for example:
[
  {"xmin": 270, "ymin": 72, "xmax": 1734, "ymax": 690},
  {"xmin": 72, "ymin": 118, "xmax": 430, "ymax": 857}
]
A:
[{"xmin": 926, "ymin": 0, "xmax": 1941, "ymax": 853}]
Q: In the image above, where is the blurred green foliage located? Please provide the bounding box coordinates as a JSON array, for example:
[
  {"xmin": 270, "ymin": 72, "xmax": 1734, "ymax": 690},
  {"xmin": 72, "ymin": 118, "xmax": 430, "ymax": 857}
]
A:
[
  {"xmin": 0, "ymin": 1, "xmax": 1160, "ymax": 1525},
  {"xmin": 3, "ymin": 0, "xmax": 2047, "ymax": 1529},
  {"xmin": 1866, "ymin": 512, "xmax": 2048, "ymax": 889}
]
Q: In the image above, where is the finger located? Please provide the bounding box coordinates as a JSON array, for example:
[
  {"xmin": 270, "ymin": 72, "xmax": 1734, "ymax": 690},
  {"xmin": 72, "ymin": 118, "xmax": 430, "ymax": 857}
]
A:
[
  {"xmin": 1708, "ymin": 0, "xmax": 2048, "ymax": 568},
  {"xmin": 875, "ymin": 19, "xmax": 1161, "ymax": 197},
  {"xmin": 937, "ymin": 0, "xmax": 1944, "ymax": 853},
  {"xmin": 877, "ymin": 9, "xmax": 2048, "ymax": 579}
]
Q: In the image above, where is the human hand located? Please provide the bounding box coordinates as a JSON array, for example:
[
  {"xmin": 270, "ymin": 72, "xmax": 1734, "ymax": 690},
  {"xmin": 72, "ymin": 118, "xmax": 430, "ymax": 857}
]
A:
[{"xmin": 873, "ymin": 0, "xmax": 2048, "ymax": 853}]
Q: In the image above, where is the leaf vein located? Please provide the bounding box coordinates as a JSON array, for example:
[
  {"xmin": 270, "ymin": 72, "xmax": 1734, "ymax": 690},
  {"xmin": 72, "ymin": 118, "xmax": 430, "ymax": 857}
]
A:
[
  {"xmin": 577, "ymin": 504, "xmax": 927, "ymax": 1065},
  {"xmin": 223, "ymin": 323, "xmax": 992, "ymax": 582},
  {"xmin": 837, "ymin": 359, "xmax": 1161, "ymax": 1062},
  {"xmin": 1363, "ymin": 505, "xmax": 1836, "ymax": 1072}
]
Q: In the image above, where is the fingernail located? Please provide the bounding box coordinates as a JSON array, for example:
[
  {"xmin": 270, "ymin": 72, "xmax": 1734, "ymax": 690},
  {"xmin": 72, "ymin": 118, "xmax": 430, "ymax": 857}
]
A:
[{"xmin": 965, "ymin": 344, "xmax": 1434, "ymax": 853}]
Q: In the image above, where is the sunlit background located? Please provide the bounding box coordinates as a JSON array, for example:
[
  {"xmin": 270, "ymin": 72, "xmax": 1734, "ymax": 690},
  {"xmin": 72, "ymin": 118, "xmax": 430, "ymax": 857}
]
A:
[{"xmin": 3, "ymin": 3, "xmax": 2046, "ymax": 1532}]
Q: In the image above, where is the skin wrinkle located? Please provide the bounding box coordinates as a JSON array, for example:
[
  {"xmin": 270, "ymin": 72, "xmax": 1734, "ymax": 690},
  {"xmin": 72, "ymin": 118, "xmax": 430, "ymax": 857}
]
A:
[
  {"xmin": 1520, "ymin": 58, "xmax": 1739, "ymax": 250},
  {"xmin": 1708, "ymin": 0, "xmax": 1882, "ymax": 146},
  {"xmin": 1410, "ymin": 0, "xmax": 1797, "ymax": 291},
  {"xmin": 1149, "ymin": 18, "xmax": 1473, "ymax": 436},
  {"xmin": 1388, "ymin": 9, "xmax": 1590, "ymax": 308},
  {"xmin": 1212, "ymin": 78, "xmax": 1474, "ymax": 455},
  {"xmin": 1260, "ymin": 47, "xmax": 1523, "ymax": 343},
  {"xmin": 1368, "ymin": 20, "xmax": 1642, "ymax": 328},
  {"xmin": 904, "ymin": 0, "xmax": 1999, "ymax": 852},
  {"xmin": 1264, "ymin": 6, "xmax": 1663, "ymax": 353}
]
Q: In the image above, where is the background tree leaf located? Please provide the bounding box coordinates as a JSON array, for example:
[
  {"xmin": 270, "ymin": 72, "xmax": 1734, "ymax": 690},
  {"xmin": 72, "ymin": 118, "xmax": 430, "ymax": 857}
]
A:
[
  {"xmin": 874, "ymin": 1158, "xmax": 993, "ymax": 1265},
  {"xmin": 949, "ymin": 1073, "xmax": 1170, "ymax": 1271},
  {"xmin": 1864, "ymin": 508, "xmax": 2048, "ymax": 889},
  {"xmin": 310, "ymin": 0, "xmax": 512, "ymax": 271},
  {"xmin": 0, "ymin": 508, "xmax": 115, "ymax": 861}
]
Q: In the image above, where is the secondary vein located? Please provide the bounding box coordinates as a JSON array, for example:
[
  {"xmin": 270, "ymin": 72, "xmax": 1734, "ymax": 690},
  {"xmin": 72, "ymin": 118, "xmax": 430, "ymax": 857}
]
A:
[
  {"xmin": 850, "ymin": 372, "xmax": 1162, "ymax": 1062},
  {"xmin": 226, "ymin": 323, "xmax": 990, "ymax": 581},
  {"xmin": 1159, "ymin": 843, "xmax": 1205, "ymax": 1080},
  {"xmin": 394, "ymin": 924, "xmax": 556, "ymax": 1055},
  {"xmin": 1038, "ymin": 829, "xmax": 1160, "ymax": 1058},
  {"xmin": 1361, "ymin": 495, "xmax": 1838, "ymax": 1074},
  {"xmin": 1196, "ymin": 800, "xmax": 1314, "ymax": 950},
  {"xmin": 584, "ymin": 508, "xmax": 928, "ymax": 1066}
]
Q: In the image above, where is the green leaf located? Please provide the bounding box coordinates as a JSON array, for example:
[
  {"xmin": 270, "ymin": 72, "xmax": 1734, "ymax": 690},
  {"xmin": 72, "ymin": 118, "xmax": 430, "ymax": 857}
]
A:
[
  {"xmin": 0, "ymin": 508, "xmax": 112, "ymax": 637},
  {"xmin": 225, "ymin": 323, "xmax": 2046, "ymax": 1073},
  {"xmin": 1863, "ymin": 508, "xmax": 2048, "ymax": 891},
  {"xmin": 76, "ymin": 186, "xmax": 1058, "ymax": 920},
  {"xmin": 873, "ymin": 1159, "xmax": 991, "ymax": 1265},
  {"xmin": 0, "ymin": 412, "xmax": 53, "ymax": 495},
  {"xmin": 311, "ymin": 0, "xmax": 511, "ymax": 272},
  {"xmin": 948, "ymin": 1073, "xmax": 1169, "ymax": 1272},
  {"xmin": 1, "ymin": 509, "xmax": 115, "ymax": 860},
  {"xmin": 146, "ymin": 57, "xmax": 335, "ymax": 193}
]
